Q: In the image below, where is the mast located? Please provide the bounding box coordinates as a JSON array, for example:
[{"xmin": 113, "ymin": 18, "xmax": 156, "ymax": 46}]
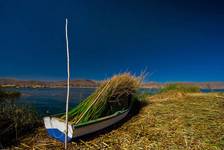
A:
[{"xmin": 65, "ymin": 18, "xmax": 70, "ymax": 150}]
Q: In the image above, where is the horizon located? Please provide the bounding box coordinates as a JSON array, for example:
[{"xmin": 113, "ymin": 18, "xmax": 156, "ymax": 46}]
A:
[
  {"xmin": 0, "ymin": 77, "xmax": 224, "ymax": 83},
  {"xmin": 1, "ymin": 0, "xmax": 224, "ymax": 82}
]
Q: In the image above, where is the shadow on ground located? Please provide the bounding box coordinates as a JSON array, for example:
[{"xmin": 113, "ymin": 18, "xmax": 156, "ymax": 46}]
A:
[{"xmin": 72, "ymin": 99, "xmax": 149, "ymax": 142}]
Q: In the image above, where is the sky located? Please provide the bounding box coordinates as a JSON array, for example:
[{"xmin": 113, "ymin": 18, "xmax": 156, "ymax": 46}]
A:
[{"xmin": 0, "ymin": 0, "xmax": 224, "ymax": 82}]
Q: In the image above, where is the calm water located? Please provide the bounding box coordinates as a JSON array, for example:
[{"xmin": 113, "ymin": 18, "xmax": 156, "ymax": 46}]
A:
[
  {"xmin": 201, "ymin": 89, "xmax": 224, "ymax": 93},
  {"xmin": 7, "ymin": 88, "xmax": 224, "ymax": 117},
  {"xmin": 14, "ymin": 88, "xmax": 95, "ymax": 117}
]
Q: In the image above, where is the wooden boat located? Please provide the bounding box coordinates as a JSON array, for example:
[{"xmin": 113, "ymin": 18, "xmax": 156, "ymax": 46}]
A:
[
  {"xmin": 43, "ymin": 20, "xmax": 132, "ymax": 144},
  {"xmin": 43, "ymin": 109, "xmax": 129, "ymax": 142}
]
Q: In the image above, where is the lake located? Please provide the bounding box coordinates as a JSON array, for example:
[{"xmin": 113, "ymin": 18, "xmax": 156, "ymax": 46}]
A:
[
  {"xmin": 9, "ymin": 88, "xmax": 224, "ymax": 117},
  {"xmin": 13, "ymin": 88, "xmax": 94, "ymax": 117}
]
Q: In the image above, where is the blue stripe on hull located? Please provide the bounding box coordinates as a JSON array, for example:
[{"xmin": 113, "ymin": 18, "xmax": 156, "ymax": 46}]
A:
[{"xmin": 47, "ymin": 129, "xmax": 72, "ymax": 142}]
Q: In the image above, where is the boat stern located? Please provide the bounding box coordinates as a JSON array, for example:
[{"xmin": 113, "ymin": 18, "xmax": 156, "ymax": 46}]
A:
[{"xmin": 43, "ymin": 117, "xmax": 73, "ymax": 142}]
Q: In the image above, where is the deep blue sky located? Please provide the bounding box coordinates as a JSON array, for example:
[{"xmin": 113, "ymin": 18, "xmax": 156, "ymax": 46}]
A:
[{"xmin": 0, "ymin": 0, "xmax": 224, "ymax": 82}]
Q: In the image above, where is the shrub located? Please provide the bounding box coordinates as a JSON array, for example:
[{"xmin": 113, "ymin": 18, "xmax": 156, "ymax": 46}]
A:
[
  {"xmin": 0, "ymin": 88, "xmax": 39, "ymax": 148},
  {"xmin": 0, "ymin": 88, "xmax": 21, "ymax": 103},
  {"xmin": 160, "ymin": 84, "xmax": 200, "ymax": 93}
]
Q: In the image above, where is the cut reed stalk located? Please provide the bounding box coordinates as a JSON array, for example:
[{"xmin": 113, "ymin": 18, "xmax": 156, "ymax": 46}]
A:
[{"xmin": 60, "ymin": 73, "xmax": 141, "ymax": 124}]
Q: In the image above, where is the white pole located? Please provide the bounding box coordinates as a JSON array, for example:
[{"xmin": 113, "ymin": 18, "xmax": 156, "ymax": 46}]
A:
[{"xmin": 65, "ymin": 18, "xmax": 70, "ymax": 150}]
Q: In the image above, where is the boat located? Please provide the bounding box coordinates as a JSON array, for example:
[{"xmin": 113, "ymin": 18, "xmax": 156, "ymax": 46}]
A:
[
  {"xmin": 43, "ymin": 19, "xmax": 133, "ymax": 144},
  {"xmin": 43, "ymin": 109, "xmax": 129, "ymax": 142}
]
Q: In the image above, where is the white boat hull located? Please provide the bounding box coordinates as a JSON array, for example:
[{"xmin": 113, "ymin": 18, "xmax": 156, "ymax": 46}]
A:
[{"xmin": 43, "ymin": 110, "xmax": 129, "ymax": 142}]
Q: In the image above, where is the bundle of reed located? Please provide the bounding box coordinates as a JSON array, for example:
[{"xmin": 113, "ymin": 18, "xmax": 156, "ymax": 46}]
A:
[{"xmin": 61, "ymin": 73, "xmax": 141, "ymax": 124}]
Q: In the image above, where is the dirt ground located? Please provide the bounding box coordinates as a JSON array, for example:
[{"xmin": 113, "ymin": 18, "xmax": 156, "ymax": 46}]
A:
[{"xmin": 13, "ymin": 92, "xmax": 224, "ymax": 150}]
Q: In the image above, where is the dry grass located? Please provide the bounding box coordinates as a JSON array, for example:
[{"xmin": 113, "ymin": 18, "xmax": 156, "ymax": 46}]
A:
[
  {"xmin": 13, "ymin": 92, "xmax": 224, "ymax": 150},
  {"xmin": 61, "ymin": 73, "xmax": 141, "ymax": 124}
]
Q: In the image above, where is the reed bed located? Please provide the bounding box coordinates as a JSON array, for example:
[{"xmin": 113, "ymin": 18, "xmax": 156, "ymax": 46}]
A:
[
  {"xmin": 160, "ymin": 84, "xmax": 200, "ymax": 93},
  {"xmin": 0, "ymin": 90, "xmax": 39, "ymax": 148},
  {"xmin": 61, "ymin": 73, "xmax": 141, "ymax": 124}
]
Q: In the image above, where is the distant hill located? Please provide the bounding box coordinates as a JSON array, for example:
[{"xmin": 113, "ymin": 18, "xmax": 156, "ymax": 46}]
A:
[
  {"xmin": 0, "ymin": 79, "xmax": 99, "ymax": 88},
  {"xmin": 0, "ymin": 78, "xmax": 224, "ymax": 89}
]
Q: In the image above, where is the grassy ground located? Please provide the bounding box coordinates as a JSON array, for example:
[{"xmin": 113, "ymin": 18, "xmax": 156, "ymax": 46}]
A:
[{"xmin": 14, "ymin": 92, "xmax": 224, "ymax": 150}]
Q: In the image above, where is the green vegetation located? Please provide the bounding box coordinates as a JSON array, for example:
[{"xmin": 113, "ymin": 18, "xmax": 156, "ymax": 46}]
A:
[
  {"xmin": 0, "ymin": 87, "xmax": 38, "ymax": 148},
  {"xmin": 61, "ymin": 73, "xmax": 141, "ymax": 124},
  {"xmin": 0, "ymin": 88, "xmax": 21, "ymax": 102},
  {"xmin": 160, "ymin": 83, "xmax": 200, "ymax": 93}
]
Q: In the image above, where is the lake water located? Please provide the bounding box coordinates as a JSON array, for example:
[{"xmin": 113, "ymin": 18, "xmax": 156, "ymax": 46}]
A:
[
  {"xmin": 200, "ymin": 89, "xmax": 224, "ymax": 93},
  {"xmin": 13, "ymin": 88, "xmax": 95, "ymax": 117},
  {"xmin": 9, "ymin": 88, "xmax": 224, "ymax": 117}
]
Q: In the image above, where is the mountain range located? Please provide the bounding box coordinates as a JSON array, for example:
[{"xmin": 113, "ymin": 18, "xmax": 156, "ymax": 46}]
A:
[{"xmin": 0, "ymin": 79, "xmax": 224, "ymax": 89}]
